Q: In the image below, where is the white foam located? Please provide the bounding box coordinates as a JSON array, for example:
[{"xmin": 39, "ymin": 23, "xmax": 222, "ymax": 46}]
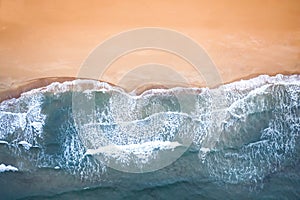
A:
[
  {"xmin": 200, "ymin": 147, "xmax": 210, "ymax": 153},
  {"xmin": 18, "ymin": 141, "xmax": 32, "ymax": 150},
  {"xmin": 222, "ymin": 74, "xmax": 300, "ymax": 92},
  {"xmin": 30, "ymin": 121, "xmax": 44, "ymax": 133},
  {"xmin": 0, "ymin": 140, "xmax": 8, "ymax": 145},
  {"xmin": 0, "ymin": 74, "xmax": 299, "ymax": 180},
  {"xmin": 0, "ymin": 92, "xmax": 46, "ymax": 146},
  {"xmin": 0, "ymin": 164, "xmax": 18, "ymax": 172},
  {"xmin": 22, "ymin": 79, "xmax": 124, "ymax": 96},
  {"xmin": 7, "ymin": 74, "xmax": 299, "ymax": 107},
  {"xmin": 85, "ymin": 141, "xmax": 183, "ymax": 162}
]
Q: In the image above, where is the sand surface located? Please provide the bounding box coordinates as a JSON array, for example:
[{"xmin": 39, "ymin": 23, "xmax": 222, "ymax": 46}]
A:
[{"xmin": 0, "ymin": 0, "xmax": 299, "ymax": 97}]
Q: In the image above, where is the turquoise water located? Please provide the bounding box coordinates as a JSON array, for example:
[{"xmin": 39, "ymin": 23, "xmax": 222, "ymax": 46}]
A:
[{"xmin": 0, "ymin": 74, "xmax": 299, "ymax": 199}]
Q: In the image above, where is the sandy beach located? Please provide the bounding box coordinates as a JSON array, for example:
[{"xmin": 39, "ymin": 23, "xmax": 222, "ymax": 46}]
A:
[
  {"xmin": 0, "ymin": 0, "xmax": 299, "ymax": 99},
  {"xmin": 1, "ymin": 1, "xmax": 300, "ymax": 198}
]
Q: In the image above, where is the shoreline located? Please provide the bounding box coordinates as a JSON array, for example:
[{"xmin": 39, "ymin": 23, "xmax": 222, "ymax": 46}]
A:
[
  {"xmin": 1, "ymin": 71, "xmax": 299, "ymax": 103},
  {"xmin": 1, "ymin": 1, "xmax": 299, "ymax": 103}
]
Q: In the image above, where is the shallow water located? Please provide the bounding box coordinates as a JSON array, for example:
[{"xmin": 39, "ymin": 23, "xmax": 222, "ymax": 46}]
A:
[{"xmin": 0, "ymin": 74, "xmax": 299, "ymax": 199}]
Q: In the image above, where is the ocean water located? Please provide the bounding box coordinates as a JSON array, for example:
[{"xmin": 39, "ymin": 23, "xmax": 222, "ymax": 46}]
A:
[{"xmin": 0, "ymin": 74, "xmax": 299, "ymax": 199}]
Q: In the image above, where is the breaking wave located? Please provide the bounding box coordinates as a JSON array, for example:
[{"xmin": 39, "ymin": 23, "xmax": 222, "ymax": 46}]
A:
[{"xmin": 0, "ymin": 74, "xmax": 299, "ymax": 186}]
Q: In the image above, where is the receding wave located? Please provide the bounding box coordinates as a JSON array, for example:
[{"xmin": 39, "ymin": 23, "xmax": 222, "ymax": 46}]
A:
[{"xmin": 0, "ymin": 74, "xmax": 299, "ymax": 198}]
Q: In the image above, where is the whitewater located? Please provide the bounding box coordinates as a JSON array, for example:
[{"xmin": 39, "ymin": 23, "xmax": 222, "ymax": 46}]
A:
[{"xmin": 0, "ymin": 74, "xmax": 299, "ymax": 199}]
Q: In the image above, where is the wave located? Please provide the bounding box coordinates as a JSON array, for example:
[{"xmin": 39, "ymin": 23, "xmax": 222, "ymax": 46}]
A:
[
  {"xmin": 0, "ymin": 163, "xmax": 18, "ymax": 172},
  {"xmin": 0, "ymin": 74, "xmax": 299, "ymax": 184}
]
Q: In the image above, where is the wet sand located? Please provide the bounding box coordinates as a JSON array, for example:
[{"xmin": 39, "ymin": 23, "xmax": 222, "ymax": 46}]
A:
[{"xmin": 0, "ymin": 0, "xmax": 299, "ymax": 100}]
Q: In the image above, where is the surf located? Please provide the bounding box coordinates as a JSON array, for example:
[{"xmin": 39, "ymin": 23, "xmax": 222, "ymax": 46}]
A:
[{"xmin": 0, "ymin": 74, "xmax": 299, "ymax": 188}]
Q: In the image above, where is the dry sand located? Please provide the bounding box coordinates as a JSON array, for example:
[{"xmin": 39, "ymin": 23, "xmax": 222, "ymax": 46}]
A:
[{"xmin": 0, "ymin": 0, "xmax": 299, "ymax": 100}]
